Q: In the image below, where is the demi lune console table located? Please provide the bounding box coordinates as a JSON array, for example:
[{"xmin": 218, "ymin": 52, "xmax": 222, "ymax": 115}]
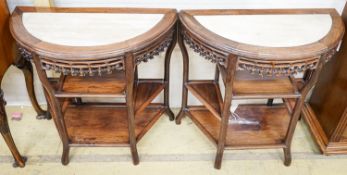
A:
[
  {"xmin": 10, "ymin": 6, "xmax": 177, "ymax": 165},
  {"xmin": 175, "ymin": 9, "xmax": 344, "ymax": 169}
]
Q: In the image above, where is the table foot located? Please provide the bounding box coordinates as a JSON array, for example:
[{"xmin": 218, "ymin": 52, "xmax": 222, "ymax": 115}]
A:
[
  {"xmin": 283, "ymin": 147, "xmax": 292, "ymax": 166},
  {"xmin": 36, "ymin": 111, "xmax": 51, "ymax": 120},
  {"xmin": 166, "ymin": 109, "xmax": 175, "ymax": 121},
  {"xmin": 12, "ymin": 156, "xmax": 27, "ymax": 168}
]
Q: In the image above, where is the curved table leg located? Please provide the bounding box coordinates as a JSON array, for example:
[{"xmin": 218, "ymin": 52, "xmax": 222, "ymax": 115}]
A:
[
  {"xmin": 0, "ymin": 89, "xmax": 26, "ymax": 168},
  {"xmin": 175, "ymin": 22, "xmax": 189, "ymax": 125},
  {"xmin": 15, "ymin": 57, "xmax": 51, "ymax": 120},
  {"xmin": 164, "ymin": 24, "xmax": 178, "ymax": 121}
]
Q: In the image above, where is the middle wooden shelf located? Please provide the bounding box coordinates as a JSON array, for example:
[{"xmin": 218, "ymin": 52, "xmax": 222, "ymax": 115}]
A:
[{"xmin": 48, "ymin": 70, "xmax": 167, "ymax": 146}]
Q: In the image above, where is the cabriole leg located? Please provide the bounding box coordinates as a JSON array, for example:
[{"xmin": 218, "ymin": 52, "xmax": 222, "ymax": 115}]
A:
[
  {"xmin": 0, "ymin": 89, "xmax": 26, "ymax": 168},
  {"xmin": 15, "ymin": 57, "xmax": 50, "ymax": 120}
]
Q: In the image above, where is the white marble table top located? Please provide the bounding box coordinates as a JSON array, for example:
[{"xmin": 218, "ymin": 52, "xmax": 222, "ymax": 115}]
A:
[
  {"xmin": 23, "ymin": 13, "xmax": 164, "ymax": 46},
  {"xmin": 195, "ymin": 14, "xmax": 332, "ymax": 47}
]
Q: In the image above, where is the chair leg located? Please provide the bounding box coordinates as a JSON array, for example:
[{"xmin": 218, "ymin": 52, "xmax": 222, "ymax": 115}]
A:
[
  {"xmin": 0, "ymin": 90, "xmax": 26, "ymax": 168},
  {"xmin": 15, "ymin": 58, "xmax": 50, "ymax": 120},
  {"xmin": 283, "ymin": 147, "xmax": 292, "ymax": 166}
]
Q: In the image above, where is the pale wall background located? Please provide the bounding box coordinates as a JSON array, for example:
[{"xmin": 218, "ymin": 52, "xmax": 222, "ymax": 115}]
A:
[{"xmin": 2, "ymin": 0, "xmax": 347, "ymax": 108}]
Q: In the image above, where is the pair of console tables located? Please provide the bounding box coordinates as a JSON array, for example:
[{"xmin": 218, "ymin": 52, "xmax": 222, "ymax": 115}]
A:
[{"xmin": 2, "ymin": 6, "xmax": 345, "ymax": 169}]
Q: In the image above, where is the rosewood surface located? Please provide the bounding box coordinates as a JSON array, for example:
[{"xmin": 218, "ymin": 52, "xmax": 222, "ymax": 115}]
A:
[
  {"xmin": 176, "ymin": 9, "xmax": 344, "ymax": 169},
  {"xmin": 302, "ymin": 4, "xmax": 347, "ymax": 155},
  {"xmin": 10, "ymin": 6, "xmax": 177, "ymax": 165}
]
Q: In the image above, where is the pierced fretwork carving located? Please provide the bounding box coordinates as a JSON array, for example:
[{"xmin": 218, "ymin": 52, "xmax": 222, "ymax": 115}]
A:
[
  {"xmin": 18, "ymin": 46, "xmax": 125, "ymax": 76},
  {"xmin": 18, "ymin": 30, "xmax": 175, "ymax": 76},
  {"xmin": 237, "ymin": 47, "xmax": 339, "ymax": 77},
  {"xmin": 135, "ymin": 31, "xmax": 174, "ymax": 64},
  {"xmin": 40, "ymin": 57, "xmax": 125, "ymax": 76},
  {"xmin": 183, "ymin": 30, "xmax": 227, "ymax": 66},
  {"xmin": 183, "ymin": 29, "xmax": 340, "ymax": 77},
  {"xmin": 237, "ymin": 57, "xmax": 318, "ymax": 77}
]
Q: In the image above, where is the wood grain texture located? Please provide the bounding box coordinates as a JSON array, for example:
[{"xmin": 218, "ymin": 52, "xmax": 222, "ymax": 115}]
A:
[
  {"xmin": 65, "ymin": 105, "xmax": 165, "ymax": 146},
  {"xmin": 186, "ymin": 81, "xmax": 223, "ymax": 119},
  {"xmin": 0, "ymin": 0, "xmax": 26, "ymax": 168},
  {"xmin": 233, "ymin": 71, "xmax": 300, "ymax": 99},
  {"xmin": 0, "ymin": 1, "xmax": 14, "ymax": 79},
  {"xmin": 188, "ymin": 104, "xmax": 290, "ymax": 148},
  {"xmin": 177, "ymin": 8, "xmax": 344, "ymax": 169},
  {"xmin": 180, "ymin": 9, "xmax": 344, "ymax": 61},
  {"xmin": 302, "ymin": 3, "xmax": 347, "ymax": 155},
  {"xmin": 11, "ymin": 7, "xmax": 177, "ymax": 61},
  {"xmin": 135, "ymin": 81, "xmax": 165, "ymax": 115},
  {"xmin": 55, "ymin": 71, "xmax": 126, "ymax": 98},
  {"xmin": 16, "ymin": 7, "xmax": 177, "ymax": 165}
]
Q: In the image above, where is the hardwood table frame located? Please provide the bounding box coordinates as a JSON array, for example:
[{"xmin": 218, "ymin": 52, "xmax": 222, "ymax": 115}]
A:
[
  {"xmin": 175, "ymin": 9, "xmax": 344, "ymax": 169},
  {"xmin": 10, "ymin": 6, "xmax": 177, "ymax": 165}
]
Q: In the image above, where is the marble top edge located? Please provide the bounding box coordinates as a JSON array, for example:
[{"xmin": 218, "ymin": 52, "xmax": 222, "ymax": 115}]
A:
[
  {"xmin": 195, "ymin": 14, "xmax": 332, "ymax": 47},
  {"xmin": 22, "ymin": 13, "xmax": 164, "ymax": 47}
]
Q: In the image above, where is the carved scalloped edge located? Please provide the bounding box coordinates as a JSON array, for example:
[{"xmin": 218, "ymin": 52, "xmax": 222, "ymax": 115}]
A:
[
  {"xmin": 238, "ymin": 47, "xmax": 338, "ymax": 77},
  {"xmin": 18, "ymin": 46, "xmax": 125, "ymax": 76},
  {"xmin": 17, "ymin": 31, "xmax": 174, "ymax": 76},
  {"xmin": 182, "ymin": 29, "xmax": 339, "ymax": 76},
  {"xmin": 182, "ymin": 30, "xmax": 227, "ymax": 66},
  {"xmin": 237, "ymin": 58, "xmax": 318, "ymax": 77},
  {"xmin": 40, "ymin": 57, "xmax": 125, "ymax": 76},
  {"xmin": 135, "ymin": 31, "xmax": 174, "ymax": 64}
]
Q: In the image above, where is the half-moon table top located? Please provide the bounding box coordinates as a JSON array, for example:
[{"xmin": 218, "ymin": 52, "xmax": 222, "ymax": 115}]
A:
[
  {"xmin": 10, "ymin": 7, "xmax": 177, "ymax": 60},
  {"xmin": 180, "ymin": 9, "xmax": 345, "ymax": 61}
]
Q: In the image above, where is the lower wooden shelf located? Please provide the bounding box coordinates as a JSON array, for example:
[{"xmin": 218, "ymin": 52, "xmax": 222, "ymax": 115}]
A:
[
  {"xmin": 64, "ymin": 104, "xmax": 165, "ymax": 147},
  {"xmin": 187, "ymin": 104, "xmax": 290, "ymax": 149}
]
